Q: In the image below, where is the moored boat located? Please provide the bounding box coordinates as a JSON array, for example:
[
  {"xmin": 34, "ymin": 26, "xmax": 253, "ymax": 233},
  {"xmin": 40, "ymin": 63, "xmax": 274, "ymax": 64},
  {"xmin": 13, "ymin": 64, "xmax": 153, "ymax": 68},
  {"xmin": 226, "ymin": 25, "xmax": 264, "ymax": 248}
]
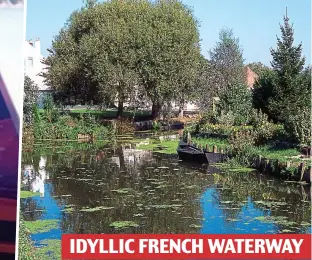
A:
[{"xmin": 177, "ymin": 141, "xmax": 227, "ymax": 164}]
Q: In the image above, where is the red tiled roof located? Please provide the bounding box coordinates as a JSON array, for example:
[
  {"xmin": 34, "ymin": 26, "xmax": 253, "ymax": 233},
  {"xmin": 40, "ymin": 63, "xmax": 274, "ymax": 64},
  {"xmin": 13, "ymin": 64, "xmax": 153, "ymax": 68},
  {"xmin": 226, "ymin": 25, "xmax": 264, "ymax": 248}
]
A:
[{"xmin": 245, "ymin": 67, "xmax": 258, "ymax": 89}]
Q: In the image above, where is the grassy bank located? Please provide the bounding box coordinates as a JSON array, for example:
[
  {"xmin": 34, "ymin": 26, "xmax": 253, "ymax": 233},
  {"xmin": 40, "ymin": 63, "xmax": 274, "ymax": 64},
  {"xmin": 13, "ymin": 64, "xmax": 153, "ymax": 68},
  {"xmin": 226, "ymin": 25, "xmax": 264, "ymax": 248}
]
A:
[
  {"xmin": 38, "ymin": 108, "xmax": 151, "ymax": 119},
  {"xmin": 137, "ymin": 137, "xmax": 303, "ymax": 163},
  {"xmin": 136, "ymin": 134, "xmax": 309, "ymax": 181},
  {"xmin": 19, "ymin": 218, "xmax": 61, "ymax": 260},
  {"xmin": 18, "ymin": 218, "xmax": 42, "ymax": 260}
]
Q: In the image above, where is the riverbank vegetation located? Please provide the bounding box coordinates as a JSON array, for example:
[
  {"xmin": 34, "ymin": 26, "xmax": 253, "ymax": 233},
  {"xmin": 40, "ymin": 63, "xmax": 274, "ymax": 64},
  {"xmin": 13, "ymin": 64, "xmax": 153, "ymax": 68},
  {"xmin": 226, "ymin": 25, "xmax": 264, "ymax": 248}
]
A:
[
  {"xmin": 19, "ymin": 1, "xmax": 310, "ymax": 259},
  {"xmin": 23, "ymin": 1, "xmax": 310, "ymax": 150}
]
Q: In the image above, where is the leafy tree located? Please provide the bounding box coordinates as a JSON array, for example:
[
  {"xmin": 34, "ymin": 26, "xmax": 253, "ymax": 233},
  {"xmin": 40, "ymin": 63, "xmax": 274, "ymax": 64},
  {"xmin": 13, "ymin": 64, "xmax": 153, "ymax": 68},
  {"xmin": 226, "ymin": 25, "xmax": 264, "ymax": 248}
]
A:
[
  {"xmin": 23, "ymin": 76, "xmax": 39, "ymax": 125},
  {"xmin": 246, "ymin": 62, "xmax": 271, "ymax": 77},
  {"xmin": 133, "ymin": 0, "xmax": 201, "ymax": 119},
  {"xmin": 195, "ymin": 56, "xmax": 224, "ymax": 111},
  {"xmin": 252, "ymin": 69, "xmax": 278, "ymax": 121},
  {"xmin": 218, "ymin": 83, "xmax": 253, "ymax": 125},
  {"xmin": 209, "ymin": 28, "xmax": 245, "ymax": 94},
  {"xmin": 284, "ymin": 108, "xmax": 311, "ymax": 145},
  {"xmin": 269, "ymin": 15, "xmax": 308, "ymax": 122},
  {"xmin": 43, "ymin": 0, "xmax": 201, "ymax": 120}
]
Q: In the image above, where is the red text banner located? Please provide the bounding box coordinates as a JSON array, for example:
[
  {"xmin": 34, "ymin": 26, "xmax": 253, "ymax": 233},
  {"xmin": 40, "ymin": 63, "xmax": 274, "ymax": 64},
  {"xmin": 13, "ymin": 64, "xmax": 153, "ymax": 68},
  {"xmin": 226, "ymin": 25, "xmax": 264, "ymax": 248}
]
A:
[{"xmin": 62, "ymin": 234, "xmax": 311, "ymax": 259}]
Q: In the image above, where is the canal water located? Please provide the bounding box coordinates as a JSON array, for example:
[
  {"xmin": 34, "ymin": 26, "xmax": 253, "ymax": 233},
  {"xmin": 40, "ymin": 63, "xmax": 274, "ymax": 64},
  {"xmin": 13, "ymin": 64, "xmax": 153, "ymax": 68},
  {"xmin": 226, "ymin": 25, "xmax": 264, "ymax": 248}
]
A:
[{"xmin": 20, "ymin": 139, "xmax": 311, "ymax": 257}]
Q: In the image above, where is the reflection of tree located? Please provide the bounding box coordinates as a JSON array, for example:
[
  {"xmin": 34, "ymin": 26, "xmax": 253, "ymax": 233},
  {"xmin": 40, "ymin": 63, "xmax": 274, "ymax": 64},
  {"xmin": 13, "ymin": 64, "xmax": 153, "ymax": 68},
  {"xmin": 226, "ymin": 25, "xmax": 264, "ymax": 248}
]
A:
[
  {"xmin": 36, "ymin": 146, "xmax": 210, "ymax": 234},
  {"xmin": 21, "ymin": 155, "xmax": 48, "ymax": 221},
  {"xmin": 20, "ymin": 198, "xmax": 45, "ymax": 221},
  {"xmin": 213, "ymin": 171, "xmax": 311, "ymax": 232},
  {"xmin": 21, "ymin": 143, "xmax": 311, "ymax": 235},
  {"xmin": 212, "ymin": 173, "xmax": 250, "ymax": 222}
]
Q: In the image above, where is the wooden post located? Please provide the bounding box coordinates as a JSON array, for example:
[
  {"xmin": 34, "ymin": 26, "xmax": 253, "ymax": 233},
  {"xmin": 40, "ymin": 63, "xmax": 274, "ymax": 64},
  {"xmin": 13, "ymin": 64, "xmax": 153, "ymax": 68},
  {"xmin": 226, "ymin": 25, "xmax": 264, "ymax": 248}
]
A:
[
  {"xmin": 205, "ymin": 144, "xmax": 209, "ymax": 152},
  {"xmin": 213, "ymin": 145, "xmax": 217, "ymax": 153},
  {"xmin": 299, "ymin": 162, "xmax": 305, "ymax": 181},
  {"xmin": 199, "ymin": 144, "xmax": 203, "ymax": 150},
  {"xmin": 187, "ymin": 132, "xmax": 191, "ymax": 144},
  {"xmin": 220, "ymin": 148, "xmax": 224, "ymax": 154}
]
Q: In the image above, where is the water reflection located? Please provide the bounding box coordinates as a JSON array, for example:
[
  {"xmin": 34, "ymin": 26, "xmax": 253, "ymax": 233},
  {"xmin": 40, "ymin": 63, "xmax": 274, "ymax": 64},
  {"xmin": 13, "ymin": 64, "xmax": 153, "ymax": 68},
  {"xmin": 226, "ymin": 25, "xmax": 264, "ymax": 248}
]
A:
[
  {"xmin": 20, "ymin": 143, "xmax": 311, "ymax": 244},
  {"xmin": 23, "ymin": 157, "xmax": 49, "ymax": 197}
]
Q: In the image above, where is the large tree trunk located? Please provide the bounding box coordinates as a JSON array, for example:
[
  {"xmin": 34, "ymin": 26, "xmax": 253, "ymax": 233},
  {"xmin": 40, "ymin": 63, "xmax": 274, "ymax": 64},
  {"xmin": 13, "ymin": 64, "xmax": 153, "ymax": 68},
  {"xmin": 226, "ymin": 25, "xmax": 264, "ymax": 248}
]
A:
[
  {"xmin": 178, "ymin": 101, "xmax": 185, "ymax": 118},
  {"xmin": 116, "ymin": 99, "xmax": 124, "ymax": 119},
  {"xmin": 151, "ymin": 103, "xmax": 161, "ymax": 120}
]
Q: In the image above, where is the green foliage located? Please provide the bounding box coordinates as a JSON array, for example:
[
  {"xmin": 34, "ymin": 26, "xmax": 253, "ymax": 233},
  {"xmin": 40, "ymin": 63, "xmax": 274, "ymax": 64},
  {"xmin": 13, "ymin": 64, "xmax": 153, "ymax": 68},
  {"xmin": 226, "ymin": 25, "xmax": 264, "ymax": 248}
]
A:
[
  {"xmin": 269, "ymin": 15, "xmax": 308, "ymax": 122},
  {"xmin": 252, "ymin": 15, "xmax": 310, "ymax": 145},
  {"xmin": 198, "ymin": 123, "xmax": 252, "ymax": 136},
  {"xmin": 250, "ymin": 110, "xmax": 278, "ymax": 145},
  {"xmin": 229, "ymin": 129, "xmax": 256, "ymax": 154},
  {"xmin": 218, "ymin": 83, "xmax": 253, "ymax": 125},
  {"xmin": 215, "ymin": 111, "xmax": 235, "ymax": 126},
  {"xmin": 23, "ymin": 76, "xmax": 39, "ymax": 125},
  {"xmin": 246, "ymin": 62, "xmax": 271, "ymax": 77},
  {"xmin": 252, "ymin": 70, "xmax": 278, "ymax": 120},
  {"xmin": 28, "ymin": 94, "xmax": 111, "ymax": 141},
  {"xmin": 19, "ymin": 218, "xmax": 42, "ymax": 260},
  {"xmin": 152, "ymin": 121, "xmax": 160, "ymax": 131},
  {"xmin": 284, "ymin": 108, "xmax": 311, "ymax": 146},
  {"xmin": 36, "ymin": 115, "xmax": 110, "ymax": 140},
  {"xmin": 44, "ymin": 0, "xmax": 201, "ymax": 119},
  {"xmin": 42, "ymin": 94, "xmax": 60, "ymax": 123},
  {"xmin": 209, "ymin": 28, "xmax": 245, "ymax": 94}
]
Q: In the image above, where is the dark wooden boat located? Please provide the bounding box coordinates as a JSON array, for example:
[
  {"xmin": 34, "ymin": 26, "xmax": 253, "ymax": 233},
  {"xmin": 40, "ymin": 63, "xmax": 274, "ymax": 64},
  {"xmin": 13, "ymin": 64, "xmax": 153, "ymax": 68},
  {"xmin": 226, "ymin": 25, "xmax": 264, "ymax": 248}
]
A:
[
  {"xmin": 177, "ymin": 141, "xmax": 208, "ymax": 163},
  {"xmin": 177, "ymin": 141, "xmax": 227, "ymax": 164}
]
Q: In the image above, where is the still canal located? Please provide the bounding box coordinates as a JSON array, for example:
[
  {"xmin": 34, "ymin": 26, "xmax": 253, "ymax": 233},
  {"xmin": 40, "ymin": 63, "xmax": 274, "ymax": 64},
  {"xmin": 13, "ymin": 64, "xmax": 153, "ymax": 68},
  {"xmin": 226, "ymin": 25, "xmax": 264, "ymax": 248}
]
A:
[{"xmin": 20, "ymin": 135, "xmax": 311, "ymax": 258}]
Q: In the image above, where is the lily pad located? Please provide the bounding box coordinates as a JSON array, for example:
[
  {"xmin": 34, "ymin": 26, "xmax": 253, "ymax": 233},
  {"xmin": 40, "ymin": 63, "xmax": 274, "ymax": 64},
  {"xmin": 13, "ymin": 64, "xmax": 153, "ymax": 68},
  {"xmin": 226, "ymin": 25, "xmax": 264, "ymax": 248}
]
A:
[
  {"xmin": 20, "ymin": 190, "xmax": 40, "ymax": 199},
  {"xmin": 110, "ymin": 221, "xmax": 139, "ymax": 228}
]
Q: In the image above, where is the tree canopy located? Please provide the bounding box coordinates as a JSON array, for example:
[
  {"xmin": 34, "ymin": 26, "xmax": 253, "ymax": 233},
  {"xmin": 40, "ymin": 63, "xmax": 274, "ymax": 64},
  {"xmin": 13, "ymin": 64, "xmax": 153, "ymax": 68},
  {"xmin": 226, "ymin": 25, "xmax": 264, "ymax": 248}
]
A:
[
  {"xmin": 43, "ymin": 0, "xmax": 201, "ymax": 119},
  {"xmin": 269, "ymin": 15, "xmax": 308, "ymax": 122},
  {"xmin": 208, "ymin": 28, "xmax": 245, "ymax": 94},
  {"xmin": 23, "ymin": 75, "xmax": 39, "ymax": 125}
]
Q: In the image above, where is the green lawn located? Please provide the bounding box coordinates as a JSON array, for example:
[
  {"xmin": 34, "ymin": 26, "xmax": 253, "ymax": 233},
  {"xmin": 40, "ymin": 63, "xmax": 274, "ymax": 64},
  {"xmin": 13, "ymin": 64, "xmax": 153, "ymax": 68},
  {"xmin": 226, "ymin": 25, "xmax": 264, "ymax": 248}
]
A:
[
  {"xmin": 253, "ymin": 146, "xmax": 301, "ymax": 163},
  {"xmin": 39, "ymin": 108, "xmax": 151, "ymax": 118},
  {"xmin": 137, "ymin": 140, "xmax": 179, "ymax": 154}
]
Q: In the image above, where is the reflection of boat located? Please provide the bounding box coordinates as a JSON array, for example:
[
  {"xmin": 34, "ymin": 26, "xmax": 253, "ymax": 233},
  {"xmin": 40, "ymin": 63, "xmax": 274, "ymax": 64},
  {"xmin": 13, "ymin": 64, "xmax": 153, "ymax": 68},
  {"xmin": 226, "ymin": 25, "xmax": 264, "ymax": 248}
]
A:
[{"xmin": 177, "ymin": 141, "xmax": 227, "ymax": 164}]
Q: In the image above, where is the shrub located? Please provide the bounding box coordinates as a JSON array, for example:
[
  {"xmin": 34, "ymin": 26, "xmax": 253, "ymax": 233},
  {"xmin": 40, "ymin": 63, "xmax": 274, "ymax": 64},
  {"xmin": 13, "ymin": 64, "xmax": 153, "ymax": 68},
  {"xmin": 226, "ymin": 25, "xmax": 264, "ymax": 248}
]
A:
[
  {"xmin": 200, "ymin": 111, "xmax": 218, "ymax": 125},
  {"xmin": 199, "ymin": 123, "xmax": 252, "ymax": 136},
  {"xmin": 42, "ymin": 94, "xmax": 60, "ymax": 123},
  {"xmin": 228, "ymin": 129, "xmax": 258, "ymax": 166},
  {"xmin": 152, "ymin": 121, "xmax": 160, "ymax": 131},
  {"xmin": 217, "ymin": 83, "xmax": 253, "ymax": 125},
  {"xmin": 215, "ymin": 111, "xmax": 235, "ymax": 126},
  {"xmin": 115, "ymin": 119, "xmax": 135, "ymax": 134},
  {"xmin": 250, "ymin": 110, "xmax": 277, "ymax": 145},
  {"xmin": 23, "ymin": 76, "xmax": 39, "ymax": 125},
  {"xmin": 252, "ymin": 70, "xmax": 278, "ymax": 121},
  {"xmin": 284, "ymin": 108, "xmax": 311, "ymax": 146},
  {"xmin": 229, "ymin": 129, "xmax": 256, "ymax": 153}
]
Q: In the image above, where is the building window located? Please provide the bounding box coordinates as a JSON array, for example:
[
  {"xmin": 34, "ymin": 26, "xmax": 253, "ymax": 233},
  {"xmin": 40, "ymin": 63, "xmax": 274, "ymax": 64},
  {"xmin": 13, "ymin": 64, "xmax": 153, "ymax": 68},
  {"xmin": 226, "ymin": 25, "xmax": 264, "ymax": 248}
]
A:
[{"xmin": 27, "ymin": 57, "xmax": 33, "ymax": 68}]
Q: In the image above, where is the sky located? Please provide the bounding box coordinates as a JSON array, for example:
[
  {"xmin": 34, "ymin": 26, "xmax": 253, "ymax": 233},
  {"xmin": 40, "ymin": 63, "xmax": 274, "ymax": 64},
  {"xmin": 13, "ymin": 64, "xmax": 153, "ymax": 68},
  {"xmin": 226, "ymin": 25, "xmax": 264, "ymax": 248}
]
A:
[{"xmin": 26, "ymin": 0, "xmax": 311, "ymax": 66}]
